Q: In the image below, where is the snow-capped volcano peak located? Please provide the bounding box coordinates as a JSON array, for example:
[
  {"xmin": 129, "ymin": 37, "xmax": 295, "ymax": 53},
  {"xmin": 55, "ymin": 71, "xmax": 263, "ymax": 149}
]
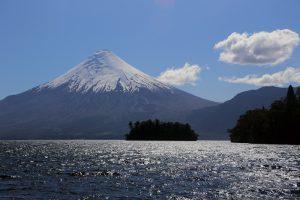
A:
[{"xmin": 40, "ymin": 50, "xmax": 171, "ymax": 93}]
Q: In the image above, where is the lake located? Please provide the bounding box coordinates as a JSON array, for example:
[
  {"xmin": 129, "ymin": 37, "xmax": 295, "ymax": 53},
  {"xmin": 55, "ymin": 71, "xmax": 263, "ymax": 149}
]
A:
[{"xmin": 0, "ymin": 140, "xmax": 299, "ymax": 199}]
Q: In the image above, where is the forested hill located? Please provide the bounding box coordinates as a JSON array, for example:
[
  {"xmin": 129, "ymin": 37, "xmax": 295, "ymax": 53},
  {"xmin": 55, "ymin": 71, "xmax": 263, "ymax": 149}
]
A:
[{"xmin": 229, "ymin": 85, "xmax": 300, "ymax": 144}]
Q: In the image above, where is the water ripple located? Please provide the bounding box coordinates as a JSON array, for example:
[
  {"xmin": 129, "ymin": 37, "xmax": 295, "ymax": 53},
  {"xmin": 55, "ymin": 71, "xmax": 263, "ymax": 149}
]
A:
[{"xmin": 0, "ymin": 140, "xmax": 299, "ymax": 199}]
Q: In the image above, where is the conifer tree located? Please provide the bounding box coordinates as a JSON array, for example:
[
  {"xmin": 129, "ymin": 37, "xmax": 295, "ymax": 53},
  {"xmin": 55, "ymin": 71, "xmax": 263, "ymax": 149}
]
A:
[{"xmin": 286, "ymin": 85, "xmax": 296, "ymax": 111}]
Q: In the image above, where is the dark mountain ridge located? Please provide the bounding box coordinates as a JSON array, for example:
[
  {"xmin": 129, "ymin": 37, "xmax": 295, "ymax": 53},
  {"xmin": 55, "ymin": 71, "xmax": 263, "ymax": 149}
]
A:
[{"xmin": 188, "ymin": 86, "xmax": 290, "ymax": 139}]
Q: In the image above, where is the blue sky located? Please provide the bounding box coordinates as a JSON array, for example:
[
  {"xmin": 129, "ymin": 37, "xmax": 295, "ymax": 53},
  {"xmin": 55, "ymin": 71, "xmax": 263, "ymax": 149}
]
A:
[{"xmin": 0, "ymin": 0, "xmax": 300, "ymax": 102}]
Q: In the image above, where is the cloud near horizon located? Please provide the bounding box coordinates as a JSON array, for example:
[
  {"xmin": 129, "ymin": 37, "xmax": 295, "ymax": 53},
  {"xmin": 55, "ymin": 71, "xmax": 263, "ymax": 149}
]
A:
[
  {"xmin": 219, "ymin": 67, "xmax": 300, "ymax": 86},
  {"xmin": 214, "ymin": 29, "xmax": 300, "ymax": 66},
  {"xmin": 157, "ymin": 63, "xmax": 202, "ymax": 86}
]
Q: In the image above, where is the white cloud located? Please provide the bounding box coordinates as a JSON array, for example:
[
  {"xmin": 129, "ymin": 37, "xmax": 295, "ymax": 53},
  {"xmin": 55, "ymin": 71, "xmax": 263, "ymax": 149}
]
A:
[
  {"xmin": 214, "ymin": 29, "xmax": 300, "ymax": 66},
  {"xmin": 157, "ymin": 63, "xmax": 202, "ymax": 86},
  {"xmin": 219, "ymin": 67, "xmax": 300, "ymax": 86}
]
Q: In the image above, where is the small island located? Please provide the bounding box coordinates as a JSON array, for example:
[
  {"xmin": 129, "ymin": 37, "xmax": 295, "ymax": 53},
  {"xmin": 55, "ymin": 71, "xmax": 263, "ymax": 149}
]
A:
[
  {"xmin": 125, "ymin": 119, "xmax": 198, "ymax": 141},
  {"xmin": 229, "ymin": 85, "xmax": 300, "ymax": 144}
]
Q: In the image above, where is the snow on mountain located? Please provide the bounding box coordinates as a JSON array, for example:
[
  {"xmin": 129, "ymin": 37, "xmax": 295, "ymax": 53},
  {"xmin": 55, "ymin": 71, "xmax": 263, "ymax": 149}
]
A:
[{"xmin": 40, "ymin": 50, "xmax": 172, "ymax": 93}]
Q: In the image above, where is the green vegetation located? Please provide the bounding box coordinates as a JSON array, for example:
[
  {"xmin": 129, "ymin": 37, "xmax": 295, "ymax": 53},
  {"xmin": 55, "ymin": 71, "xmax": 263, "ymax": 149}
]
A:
[
  {"xmin": 229, "ymin": 85, "xmax": 300, "ymax": 144},
  {"xmin": 125, "ymin": 119, "xmax": 198, "ymax": 141}
]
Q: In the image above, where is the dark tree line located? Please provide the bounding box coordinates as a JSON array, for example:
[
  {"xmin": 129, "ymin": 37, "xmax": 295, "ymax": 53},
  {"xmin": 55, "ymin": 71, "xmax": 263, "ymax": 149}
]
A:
[
  {"xmin": 125, "ymin": 119, "xmax": 198, "ymax": 141},
  {"xmin": 230, "ymin": 85, "xmax": 300, "ymax": 144}
]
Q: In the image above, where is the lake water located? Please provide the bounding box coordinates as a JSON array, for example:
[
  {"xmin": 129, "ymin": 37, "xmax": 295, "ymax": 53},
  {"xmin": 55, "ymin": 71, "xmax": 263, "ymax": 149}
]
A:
[{"xmin": 0, "ymin": 140, "xmax": 299, "ymax": 199}]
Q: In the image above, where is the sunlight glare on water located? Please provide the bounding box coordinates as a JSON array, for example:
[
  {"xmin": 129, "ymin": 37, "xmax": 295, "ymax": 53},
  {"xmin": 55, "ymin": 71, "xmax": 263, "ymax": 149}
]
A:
[{"xmin": 0, "ymin": 140, "xmax": 299, "ymax": 199}]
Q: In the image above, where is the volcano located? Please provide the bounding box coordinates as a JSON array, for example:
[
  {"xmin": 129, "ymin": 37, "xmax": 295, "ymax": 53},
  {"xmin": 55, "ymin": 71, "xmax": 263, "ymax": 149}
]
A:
[{"xmin": 0, "ymin": 50, "xmax": 217, "ymax": 139}]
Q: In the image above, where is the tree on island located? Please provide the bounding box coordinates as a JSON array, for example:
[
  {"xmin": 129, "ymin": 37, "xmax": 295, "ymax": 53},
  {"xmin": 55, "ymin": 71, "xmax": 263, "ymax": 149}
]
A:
[
  {"xmin": 229, "ymin": 85, "xmax": 300, "ymax": 144},
  {"xmin": 125, "ymin": 119, "xmax": 198, "ymax": 141}
]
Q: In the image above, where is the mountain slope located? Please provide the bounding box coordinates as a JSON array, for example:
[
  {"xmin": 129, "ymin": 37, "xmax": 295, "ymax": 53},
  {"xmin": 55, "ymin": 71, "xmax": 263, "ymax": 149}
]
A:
[
  {"xmin": 187, "ymin": 86, "xmax": 289, "ymax": 140},
  {"xmin": 0, "ymin": 50, "xmax": 217, "ymax": 139}
]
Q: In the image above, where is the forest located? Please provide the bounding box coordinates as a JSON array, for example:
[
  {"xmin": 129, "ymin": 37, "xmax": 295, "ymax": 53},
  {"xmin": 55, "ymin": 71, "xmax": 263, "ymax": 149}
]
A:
[
  {"xmin": 125, "ymin": 119, "xmax": 198, "ymax": 141},
  {"xmin": 230, "ymin": 85, "xmax": 300, "ymax": 144}
]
